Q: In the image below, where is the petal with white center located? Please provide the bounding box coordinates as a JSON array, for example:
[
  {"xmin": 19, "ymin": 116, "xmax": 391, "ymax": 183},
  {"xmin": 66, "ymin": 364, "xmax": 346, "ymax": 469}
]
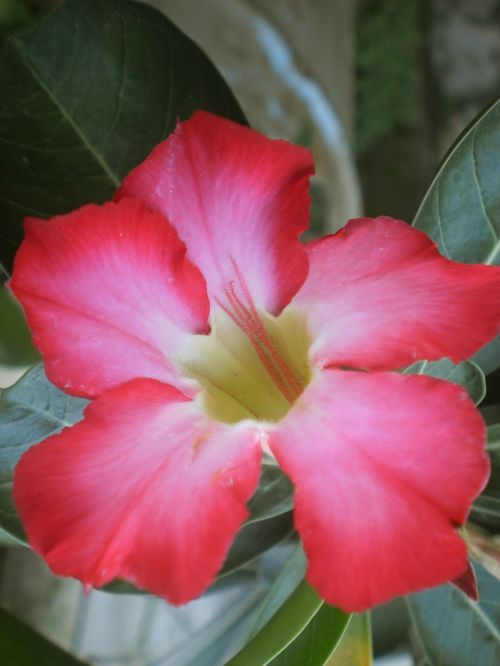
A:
[
  {"xmin": 117, "ymin": 111, "xmax": 314, "ymax": 315},
  {"xmin": 269, "ymin": 369, "xmax": 489, "ymax": 611},
  {"xmin": 293, "ymin": 217, "xmax": 500, "ymax": 371},
  {"xmin": 14, "ymin": 379, "xmax": 262, "ymax": 605},
  {"xmin": 10, "ymin": 198, "xmax": 209, "ymax": 398}
]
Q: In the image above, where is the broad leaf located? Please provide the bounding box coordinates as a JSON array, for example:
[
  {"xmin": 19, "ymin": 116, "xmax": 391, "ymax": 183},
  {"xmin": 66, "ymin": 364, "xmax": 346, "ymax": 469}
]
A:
[
  {"xmin": 371, "ymin": 598, "xmax": 410, "ymax": 657},
  {"xmin": 412, "ymin": 98, "xmax": 500, "ymax": 373},
  {"xmin": 0, "ymin": 0, "xmax": 245, "ymax": 276},
  {"xmin": 0, "ymin": 364, "xmax": 87, "ymax": 539},
  {"xmin": 406, "ymin": 565, "xmax": 500, "ymax": 665},
  {"xmin": 0, "ymin": 606, "xmax": 88, "ymax": 665},
  {"xmin": 0, "ymin": 286, "xmax": 38, "ymax": 365},
  {"xmin": 329, "ymin": 613, "xmax": 372, "ymax": 665},
  {"xmin": 404, "ymin": 358, "xmax": 486, "ymax": 404}
]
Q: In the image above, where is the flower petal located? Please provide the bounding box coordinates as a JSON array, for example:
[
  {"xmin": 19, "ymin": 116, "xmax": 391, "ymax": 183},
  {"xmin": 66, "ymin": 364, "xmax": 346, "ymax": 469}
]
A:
[
  {"xmin": 268, "ymin": 369, "xmax": 489, "ymax": 611},
  {"xmin": 14, "ymin": 379, "xmax": 262, "ymax": 605},
  {"xmin": 293, "ymin": 217, "xmax": 500, "ymax": 370},
  {"xmin": 117, "ymin": 111, "xmax": 314, "ymax": 315},
  {"xmin": 10, "ymin": 198, "xmax": 209, "ymax": 397}
]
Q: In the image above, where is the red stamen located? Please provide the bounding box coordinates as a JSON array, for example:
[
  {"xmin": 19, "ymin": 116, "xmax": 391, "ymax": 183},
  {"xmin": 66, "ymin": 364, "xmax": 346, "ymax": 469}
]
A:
[{"xmin": 216, "ymin": 260, "xmax": 304, "ymax": 404}]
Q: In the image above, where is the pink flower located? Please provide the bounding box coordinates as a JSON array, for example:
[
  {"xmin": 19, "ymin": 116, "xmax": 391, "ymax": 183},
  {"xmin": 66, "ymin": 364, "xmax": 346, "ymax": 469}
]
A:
[{"xmin": 10, "ymin": 112, "xmax": 500, "ymax": 611}]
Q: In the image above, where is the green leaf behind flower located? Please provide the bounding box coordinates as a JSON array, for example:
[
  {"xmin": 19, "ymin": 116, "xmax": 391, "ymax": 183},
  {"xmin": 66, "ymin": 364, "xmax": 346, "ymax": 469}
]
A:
[
  {"xmin": 0, "ymin": 364, "xmax": 87, "ymax": 539},
  {"xmin": 406, "ymin": 565, "xmax": 500, "ymax": 665},
  {"xmin": 404, "ymin": 358, "xmax": 486, "ymax": 405},
  {"xmin": 412, "ymin": 98, "xmax": 500, "ymax": 374},
  {"xmin": 0, "ymin": 0, "xmax": 246, "ymax": 278}
]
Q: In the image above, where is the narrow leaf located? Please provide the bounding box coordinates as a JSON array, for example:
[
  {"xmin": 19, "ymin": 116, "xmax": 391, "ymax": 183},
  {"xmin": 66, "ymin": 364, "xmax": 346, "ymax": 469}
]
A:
[
  {"xmin": 329, "ymin": 613, "xmax": 372, "ymax": 665},
  {"xmin": 225, "ymin": 580, "xmax": 324, "ymax": 666},
  {"xmin": 0, "ymin": 286, "xmax": 38, "ymax": 365}
]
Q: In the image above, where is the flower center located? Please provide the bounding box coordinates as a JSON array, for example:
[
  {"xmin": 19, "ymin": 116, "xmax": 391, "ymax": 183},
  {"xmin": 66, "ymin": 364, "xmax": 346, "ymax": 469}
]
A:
[{"xmin": 176, "ymin": 281, "xmax": 310, "ymax": 424}]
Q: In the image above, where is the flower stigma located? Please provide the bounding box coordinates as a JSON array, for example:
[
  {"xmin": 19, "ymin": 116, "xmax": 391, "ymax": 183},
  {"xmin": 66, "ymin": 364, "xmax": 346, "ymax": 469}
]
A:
[{"xmin": 176, "ymin": 271, "xmax": 311, "ymax": 424}]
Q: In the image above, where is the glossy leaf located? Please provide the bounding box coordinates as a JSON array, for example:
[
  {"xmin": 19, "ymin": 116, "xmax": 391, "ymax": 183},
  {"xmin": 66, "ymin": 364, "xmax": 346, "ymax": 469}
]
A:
[
  {"xmin": 329, "ymin": 613, "xmax": 372, "ymax": 665},
  {"xmin": 404, "ymin": 358, "xmax": 486, "ymax": 404},
  {"xmin": 0, "ymin": 364, "xmax": 87, "ymax": 539},
  {"xmin": 225, "ymin": 580, "xmax": 324, "ymax": 666},
  {"xmin": 0, "ymin": 286, "xmax": 38, "ymax": 365},
  {"xmin": 0, "ymin": 0, "xmax": 245, "ymax": 277},
  {"xmin": 412, "ymin": 98, "xmax": 500, "ymax": 373},
  {"xmin": 406, "ymin": 565, "xmax": 500, "ymax": 665},
  {"xmin": 0, "ymin": 607, "xmax": 88, "ymax": 665},
  {"xmin": 267, "ymin": 604, "xmax": 350, "ymax": 666}
]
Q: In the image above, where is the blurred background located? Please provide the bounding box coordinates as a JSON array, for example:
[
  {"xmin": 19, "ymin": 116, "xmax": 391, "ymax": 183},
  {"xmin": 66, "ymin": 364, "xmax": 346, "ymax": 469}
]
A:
[{"xmin": 1, "ymin": 0, "xmax": 499, "ymax": 664}]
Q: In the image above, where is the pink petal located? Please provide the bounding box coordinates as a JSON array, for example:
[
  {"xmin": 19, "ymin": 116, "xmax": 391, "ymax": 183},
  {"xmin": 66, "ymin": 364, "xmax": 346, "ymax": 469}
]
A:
[
  {"xmin": 293, "ymin": 217, "xmax": 500, "ymax": 370},
  {"xmin": 10, "ymin": 198, "xmax": 209, "ymax": 398},
  {"xmin": 117, "ymin": 111, "xmax": 314, "ymax": 315},
  {"xmin": 268, "ymin": 370, "xmax": 489, "ymax": 611},
  {"xmin": 14, "ymin": 379, "xmax": 262, "ymax": 605}
]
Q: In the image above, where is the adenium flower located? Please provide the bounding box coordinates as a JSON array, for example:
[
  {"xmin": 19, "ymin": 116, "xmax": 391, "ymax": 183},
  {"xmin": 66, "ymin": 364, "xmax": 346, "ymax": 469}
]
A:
[{"xmin": 10, "ymin": 112, "xmax": 500, "ymax": 611}]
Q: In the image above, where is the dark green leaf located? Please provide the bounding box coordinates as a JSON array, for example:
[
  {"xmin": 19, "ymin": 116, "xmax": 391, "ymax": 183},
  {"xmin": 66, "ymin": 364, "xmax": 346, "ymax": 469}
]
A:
[
  {"xmin": 0, "ymin": 0, "xmax": 245, "ymax": 276},
  {"xmin": 471, "ymin": 424, "xmax": 500, "ymax": 531},
  {"xmin": 404, "ymin": 358, "xmax": 486, "ymax": 404},
  {"xmin": 371, "ymin": 598, "xmax": 410, "ymax": 657},
  {"xmin": 225, "ymin": 580, "xmax": 324, "ymax": 666},
  {"xmin": 406, "ymin": 565, "xmax": 500, "ymax": 665},
  {"xmin": 219, "ymin": 513, "xmax": 294, "ymax": 579},
  {"xmin": 0, "ymin": 364, "xmax": 87, "ymax": 539},
  {"xmin": 0, "ymin": 286, "xmax": 39, "ymax": 365},
  {"xmin": 412, "ymin": 98, "xmax": 500, "ymax": 374},
  {"xmin": 0, "ymin": 606, "xmax": 88, "ymax": 665},
  {"xmin": 246, "ymin": 462, "xmax": 293, "ymax": 524}
]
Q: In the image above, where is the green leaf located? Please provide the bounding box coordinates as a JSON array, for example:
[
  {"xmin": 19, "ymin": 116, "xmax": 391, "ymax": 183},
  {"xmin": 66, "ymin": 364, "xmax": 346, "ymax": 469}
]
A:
[
  {"xmin": 219, "ymin": 513, "xmax": 294, "ymax": 579},
  {"xmin": 0, "ymin": 364, "xmax": 87, "ymax": 539},
  {"xmin": 225, "ymin": 580, "xmax": 324, "ymax": 666},
  {"xmin": 329, "ymin": 613, "xmax": 372, "ymax": 665},
  {"xmin": 267, "ymin": 604, "xmax": 350, "ymax": 666},
  {"xmin": 0, "ymin": 0, "xmax": 245, "ymax": 277},
  {"xmin": 412, "ymin": 98, "xmax": 500, "ymax": 373},
  {"xmin": 405, "ymin": 565, "xmax": 500, "ymax": 665},
  {"xmin": 246, "ymin": 462, "xmax": 294, "ymax": 524},
  {"xmin": 371, "ymin": 598, "xmax": 410, "ymax": 657},
  {"xmin": 0, "ymin": 286, "xmax": 39, "ymax": 365},
  {"xmin": 0, "ymin": 606, "xmax": 88, "ymax": 665},
  {"xmin": 404, "ymin": 358, "xmax": 486, "ymax": 404},
  {"xmin": 245, "ymin": 544, "xmax": 307, "ymax": 641},
  {"xmin": 471, "ymin": 424, "xmax": 500, "ymax": 531}
]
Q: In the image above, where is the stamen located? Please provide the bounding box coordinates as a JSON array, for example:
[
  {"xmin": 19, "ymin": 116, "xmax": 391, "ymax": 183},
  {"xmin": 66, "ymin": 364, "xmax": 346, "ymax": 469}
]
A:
[{"xmin": 214, "ymin": 260, "xmax": 305, "ymax": 405}]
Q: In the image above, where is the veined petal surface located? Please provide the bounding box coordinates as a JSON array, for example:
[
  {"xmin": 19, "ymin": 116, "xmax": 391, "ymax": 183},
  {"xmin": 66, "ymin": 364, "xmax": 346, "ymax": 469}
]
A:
[
  {"xmin": 118, "ymin": 111, "xmax": 314, "ymax": 315},
  {"xmin": 10, "ymin": 198, "xmax": 209, "ymax": 397},
  {"xmin": 269, "ymin": 369, "xmax": 489, "ymax": 611},
  {"xmin": 293, "ymin": 217, "xmax": 500, "ymax": 370},
  {"xmin": 13, "ymin": 379, "xmax": 262, "ymax": 605}
]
